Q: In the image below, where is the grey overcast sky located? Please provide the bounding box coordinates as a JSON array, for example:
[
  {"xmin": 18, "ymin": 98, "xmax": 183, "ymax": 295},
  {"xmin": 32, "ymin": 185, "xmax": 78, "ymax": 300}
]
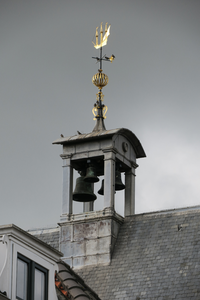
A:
[{"xmin": 1, "ymin": 0, "xmax": 200, "ymax": 230}]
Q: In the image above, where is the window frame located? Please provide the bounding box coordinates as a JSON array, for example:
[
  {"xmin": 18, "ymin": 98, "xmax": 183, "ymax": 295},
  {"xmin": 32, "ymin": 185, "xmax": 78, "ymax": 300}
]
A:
[{"xmin": 16, "ymin": 253, "xmax": 48, "ymax": 300}]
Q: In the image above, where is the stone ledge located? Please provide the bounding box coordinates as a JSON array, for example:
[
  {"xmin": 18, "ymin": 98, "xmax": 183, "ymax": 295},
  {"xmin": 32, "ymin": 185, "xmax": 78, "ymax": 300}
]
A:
[{"xmin": 59, "ymin": 208, "xmax": 124, "ymax": 225}]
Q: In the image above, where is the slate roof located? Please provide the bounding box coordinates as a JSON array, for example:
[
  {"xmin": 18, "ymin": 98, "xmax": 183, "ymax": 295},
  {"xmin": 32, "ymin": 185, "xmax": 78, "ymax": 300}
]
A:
[
  {"xmin": 76, "ymin": 206, "xmax": 200, "ymax": 300},
  {"xmin": 31, "ymin": 206, "xmax": 200, "ymax": 300},
  {"xmin": 28, "ymin": 226, "xmax": 60, "ymax": 251}
]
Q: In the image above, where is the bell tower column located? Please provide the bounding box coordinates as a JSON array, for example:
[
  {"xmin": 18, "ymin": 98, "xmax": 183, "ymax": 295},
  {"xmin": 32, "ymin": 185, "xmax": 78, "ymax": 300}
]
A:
[
  {"xmin": 83, "ymin": 202, "xmax": 94, "ymax": 212},
  {"xmin": 124, "ymin": 166, "xmax": 136, "ymax": 216},
  {"xmin": 103, "ymin": 149, "xmax": 116, "ymax": 210},
  {"xmin": 83, "ymin": 184, "xmax": 94, "ymax": 212},
  {"xmin": 61, "ymin": 155, "xmax": 73, "ymax": 219}
]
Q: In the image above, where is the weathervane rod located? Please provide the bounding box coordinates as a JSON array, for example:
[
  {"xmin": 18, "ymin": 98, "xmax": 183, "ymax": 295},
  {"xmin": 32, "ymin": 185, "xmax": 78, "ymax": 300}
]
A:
[{"xmin": 91, "ymin": 23, "xmax": 115, "ymax": 132}]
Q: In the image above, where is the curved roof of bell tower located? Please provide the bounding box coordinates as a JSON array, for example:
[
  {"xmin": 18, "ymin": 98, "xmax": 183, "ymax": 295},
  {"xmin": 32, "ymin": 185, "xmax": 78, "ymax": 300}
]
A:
[{"xmin": 53, "ymin": 128, "xmax": 146, "ymax": 159}]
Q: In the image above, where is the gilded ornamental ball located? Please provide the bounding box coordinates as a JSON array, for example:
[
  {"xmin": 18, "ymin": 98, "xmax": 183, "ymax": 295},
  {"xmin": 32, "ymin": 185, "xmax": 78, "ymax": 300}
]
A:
[{"xmin": 92, "ymin": 71, "xmax": 109, "ymax": 89}]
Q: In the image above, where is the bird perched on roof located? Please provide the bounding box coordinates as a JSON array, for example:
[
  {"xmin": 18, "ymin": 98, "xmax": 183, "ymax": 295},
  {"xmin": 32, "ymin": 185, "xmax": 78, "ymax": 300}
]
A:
[
  {"xmin": 77, "ymin": 131, "xmax": 82, "ymax": 135},
  {"xmin": 60, "ymin": 134, "xmax": 64, "ymax": 138},
  {"xmin": 178, "ymin": 224, "xmax": 182, "ymax": 231}
]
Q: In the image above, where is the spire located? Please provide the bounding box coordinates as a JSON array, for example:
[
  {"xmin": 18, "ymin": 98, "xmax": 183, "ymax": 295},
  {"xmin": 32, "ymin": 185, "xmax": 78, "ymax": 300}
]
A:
[{"xmin": 92, "ymin": 23, "xmax": 115, "ymax": 132}]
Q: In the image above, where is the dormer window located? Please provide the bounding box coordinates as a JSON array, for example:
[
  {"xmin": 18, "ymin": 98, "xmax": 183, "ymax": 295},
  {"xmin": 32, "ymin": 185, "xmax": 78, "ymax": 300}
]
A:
[{"xmin": 16, "ymin": 253, "xmax": 48, "ymax": 300}]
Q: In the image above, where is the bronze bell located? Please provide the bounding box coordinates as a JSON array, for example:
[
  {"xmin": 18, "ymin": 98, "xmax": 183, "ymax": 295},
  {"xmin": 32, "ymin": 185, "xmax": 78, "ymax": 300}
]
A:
[
  {"xmin": 98, "ymin": 171, "xmax": 125, "ymax": 195},
  {"xmin": 115, "ymin": 170, "xmax": 125, "ymax": 191},
  {"xmin": 73, "ymin": 176, "xmax": 97, "ymax": 202},
  {"xmin": 98, "ymin": 179, "xmax": 104, "ymax": 195},
  {"xmin": 84, "ymin": 165, "xmax": 99, "ymax": 183}
]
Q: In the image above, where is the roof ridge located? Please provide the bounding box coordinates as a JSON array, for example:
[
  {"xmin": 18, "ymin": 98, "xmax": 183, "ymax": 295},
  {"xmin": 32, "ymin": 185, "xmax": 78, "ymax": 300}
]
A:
[{"xmin": 131, "ymin": 204, "xmax": 200, "ymax": 218}]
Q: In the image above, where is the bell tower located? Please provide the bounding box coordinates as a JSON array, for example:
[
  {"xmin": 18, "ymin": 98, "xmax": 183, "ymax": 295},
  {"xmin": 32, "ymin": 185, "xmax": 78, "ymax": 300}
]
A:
[{"xmin": 53, "ymin": 23, "xmax": 146, "ymax": 269}]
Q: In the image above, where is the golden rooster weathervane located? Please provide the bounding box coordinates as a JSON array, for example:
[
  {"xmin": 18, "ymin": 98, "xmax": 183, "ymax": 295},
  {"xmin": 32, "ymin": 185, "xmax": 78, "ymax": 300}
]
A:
[{"xmin": 92, "ymin": 22, "xmax": 115, "ymax": 132}]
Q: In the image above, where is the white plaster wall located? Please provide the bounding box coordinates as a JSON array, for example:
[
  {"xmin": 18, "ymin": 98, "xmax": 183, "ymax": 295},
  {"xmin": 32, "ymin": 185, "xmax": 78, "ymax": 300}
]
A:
[
  {"xmin": 0, "ymin": 241, "xmax": 8, "ymax": 293},
  {"xmin": 0, "ymin": 242, "xmax": 7, "ymax": 276}
]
